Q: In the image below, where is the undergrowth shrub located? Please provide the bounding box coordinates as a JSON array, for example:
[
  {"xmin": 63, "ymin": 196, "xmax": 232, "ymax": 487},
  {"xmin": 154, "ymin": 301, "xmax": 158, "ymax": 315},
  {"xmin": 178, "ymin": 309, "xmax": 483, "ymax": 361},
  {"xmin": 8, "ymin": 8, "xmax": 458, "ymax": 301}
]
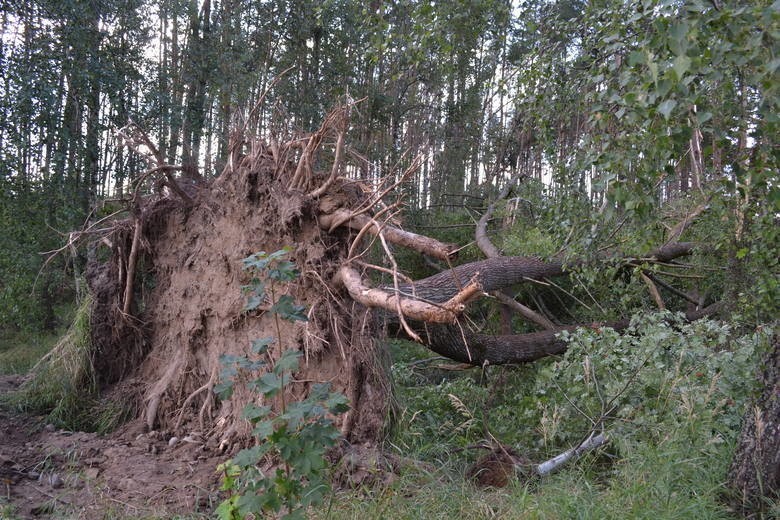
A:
[
  {"xmin": 216, "ymin": 249, "xmax": 348, "ymax": 520},
  {"xmin": 367, "ymin": 313, "xmax": 771, "ymax": 519},
  {"xmin": 535, "ymin": 313, "xmax": 768, "ymax": 454}
]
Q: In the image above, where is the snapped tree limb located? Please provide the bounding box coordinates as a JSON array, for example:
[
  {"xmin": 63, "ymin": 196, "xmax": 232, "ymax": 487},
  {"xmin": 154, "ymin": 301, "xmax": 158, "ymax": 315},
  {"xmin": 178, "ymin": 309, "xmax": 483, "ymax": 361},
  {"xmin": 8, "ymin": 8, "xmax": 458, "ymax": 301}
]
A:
[
  {"xmin": 320, "ymin": 209, "xmax": 459, "ymax": 261},
  {"xmin": 336, "ymin": 265, "xmax": 482, "ymax": 325},
  {"xmin": 468, "ymin": 432, "xmax": 609, "ymax": 488}
]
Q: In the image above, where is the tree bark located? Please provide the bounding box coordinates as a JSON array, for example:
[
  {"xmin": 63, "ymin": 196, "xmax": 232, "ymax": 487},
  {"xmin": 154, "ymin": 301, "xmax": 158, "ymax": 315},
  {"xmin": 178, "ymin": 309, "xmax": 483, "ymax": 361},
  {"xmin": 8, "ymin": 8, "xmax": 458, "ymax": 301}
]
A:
[
  {"xmin": 414, "ymin": 303, "xmax": 721, "ymax": 366},
  {"xmin": 727, "ymin": 333, "xmax": 779, "ymax": 516},
  {"xmin": 394, "ymin": 242, "xmax": 695, "ymax": 305}
]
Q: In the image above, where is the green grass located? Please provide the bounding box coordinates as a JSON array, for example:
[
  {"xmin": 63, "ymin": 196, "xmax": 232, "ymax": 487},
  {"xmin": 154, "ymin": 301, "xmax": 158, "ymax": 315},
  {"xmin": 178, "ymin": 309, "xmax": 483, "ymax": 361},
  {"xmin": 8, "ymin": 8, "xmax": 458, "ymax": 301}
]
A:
[
  {"xmin": 0, "ymin": 328, "xmax": 64, "ymax": 375},
  {"xmin": 314, "ymin": 440, "xmax": 741, "ymax": 520},
  {"xmin": 311, "ymin": 323, "xmax": 775, "ymax": 520},
  {"xmin": 0, "ymin": 500, "xmax": 20, "ymax": 520},
  {"xmin": 1, "ymin": 297, "xmax": 102, "ymax": 430},
  {"xmin": 0, "ymin": 302, "xmax": 76, "ymax": 375}
]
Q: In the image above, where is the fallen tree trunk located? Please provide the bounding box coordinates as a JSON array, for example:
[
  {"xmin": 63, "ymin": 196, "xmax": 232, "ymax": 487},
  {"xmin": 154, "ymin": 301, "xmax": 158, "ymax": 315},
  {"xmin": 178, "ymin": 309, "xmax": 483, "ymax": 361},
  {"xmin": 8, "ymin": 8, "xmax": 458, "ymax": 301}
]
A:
[
  {"xmin": 411, "ymin": 303, "xmax": 722, "ymax": 366},
  {"xmin": 391, "ymin": 242, "xmax": 695, "ymax": 305},
  {"xmin": 394, "ymin": 255, "xmax": 565, "ymax": 303}
]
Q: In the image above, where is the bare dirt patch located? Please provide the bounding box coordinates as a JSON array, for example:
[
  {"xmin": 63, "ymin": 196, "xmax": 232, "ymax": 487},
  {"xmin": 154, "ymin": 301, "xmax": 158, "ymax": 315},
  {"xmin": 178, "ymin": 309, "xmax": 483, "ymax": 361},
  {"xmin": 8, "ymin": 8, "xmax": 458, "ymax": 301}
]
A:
[{"xmin": 1, "ymin": 375, "xmax": 223, "ymax": 519}]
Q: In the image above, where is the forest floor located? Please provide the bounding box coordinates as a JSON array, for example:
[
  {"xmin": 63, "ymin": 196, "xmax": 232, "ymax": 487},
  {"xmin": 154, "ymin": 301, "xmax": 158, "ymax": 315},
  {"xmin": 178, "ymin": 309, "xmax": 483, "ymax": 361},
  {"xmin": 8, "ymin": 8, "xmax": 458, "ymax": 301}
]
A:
[{"xmin": 0, "ymin": 375, "xmax": 219, "ymax": 519}]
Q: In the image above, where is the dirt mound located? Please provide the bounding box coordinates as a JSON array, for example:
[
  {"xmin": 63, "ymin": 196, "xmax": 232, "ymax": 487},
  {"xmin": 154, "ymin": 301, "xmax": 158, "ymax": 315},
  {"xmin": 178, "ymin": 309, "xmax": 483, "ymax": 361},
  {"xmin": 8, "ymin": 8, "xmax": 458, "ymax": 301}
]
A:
[{"xmin": 87, "ymin": 117, "xmax": 391, "ymax": 453}]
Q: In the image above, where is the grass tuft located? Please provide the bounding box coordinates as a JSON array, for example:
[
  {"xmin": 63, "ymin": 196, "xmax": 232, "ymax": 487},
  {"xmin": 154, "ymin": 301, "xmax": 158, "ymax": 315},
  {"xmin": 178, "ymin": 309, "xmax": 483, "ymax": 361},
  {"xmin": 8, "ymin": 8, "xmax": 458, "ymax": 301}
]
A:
[{"xmin": 3, "ymin": 296, "xmax": 97, "ymax": 429}]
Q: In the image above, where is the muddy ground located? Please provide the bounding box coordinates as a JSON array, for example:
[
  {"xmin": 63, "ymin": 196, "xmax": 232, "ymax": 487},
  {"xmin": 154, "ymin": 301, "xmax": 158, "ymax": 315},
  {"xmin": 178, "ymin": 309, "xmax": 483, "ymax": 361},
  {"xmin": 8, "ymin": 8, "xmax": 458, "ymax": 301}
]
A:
[{"xmin": 0, "ymin": 375, "xmax": 224, "ymax": 519}]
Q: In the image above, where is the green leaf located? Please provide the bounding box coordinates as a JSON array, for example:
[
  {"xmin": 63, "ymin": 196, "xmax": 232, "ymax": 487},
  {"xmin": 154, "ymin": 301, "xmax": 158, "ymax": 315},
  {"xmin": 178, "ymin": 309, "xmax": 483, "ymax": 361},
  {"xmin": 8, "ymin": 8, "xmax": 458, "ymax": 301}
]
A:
[
  {"xmin": 215, "ymin": 496, "xmax": 240, "ymax": 520},
  {"xmin": 325, "ymin": 392, "xmax": 350, "ymax": 414},
  {"xmin": 267, "ymin": 248, "xmax": 291, "ymax": 261},
  {"xmin": 237, "ymin": 493, "xmax": 268, "ymax": 516},
  {"xmin": 696, "ymin": 111, "xmax": 712, "ymax": 125},
  {"xmin": 254, "ymin": 372, "xmax": 283, "ymax": 396},
  {"xmin": 242, "ymin": 404, "xmax": 271, "ymax": 422},
  {"xmin": 628, "ymin": 50, "xmax": 645, "ymax": 67},
  {"xmin": 673, "ymin": 55, "xmax": 691, "ymax": 79},
  {"xmin": 245, "ymin": 294, "xmax": 264, "ymax": 311},
  {"xmin": 271, "ymin": 295, "xmax": 308, "ymax": 322},
  {"xmin": 233, "ymin": 445, "xmax": 270, "ymax": 467},
  {"xmin": 253, "ymin": 419, "xmax": 274, "ymax": 439},
  {"xmin": 275, "ymin": 349, "xmax": 302, "ymax": 373},
  {"xmin": 267, "ymin": 260, "xmax": 300, "ymax": 282},
  {"xmin": 668, "ymin": 21, "xmax": 689, "ymax": 56},
  {"xmin": 648, "ymin": 59, "xmax": 659, "ymax": 82},
  {"xmin": 214, "ymin": 380, "xmax": 234, "ymax": 400},
  {"xmin": 242, "ymin": 251, "xmax": 270, "ymax": 271},
  {"xmin": 251, "ymin": 337, "xmax": 274, "ymax": 354},
  {"xmin": 217, "ymin": 462, "xmax": 241, "ymax": 489},
  {"xmin": 769, "ymin": 187, "xmax": 780, "ymax": 211},
  {"xmin": 657, "ymin": 99, "xmax": 677, "ymax": 119}
]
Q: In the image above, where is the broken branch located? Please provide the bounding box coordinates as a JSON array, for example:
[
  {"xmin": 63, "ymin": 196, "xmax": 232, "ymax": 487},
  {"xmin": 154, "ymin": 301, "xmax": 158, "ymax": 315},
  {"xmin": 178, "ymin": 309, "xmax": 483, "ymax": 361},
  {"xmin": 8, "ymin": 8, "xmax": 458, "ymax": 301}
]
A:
[
  {"xmin": 336, "ymin": 265, "xmax": 481, "ymax": 324},
  {"xmin": 320, "ymin": 209, "xmax": 459, "ymax": 261}
]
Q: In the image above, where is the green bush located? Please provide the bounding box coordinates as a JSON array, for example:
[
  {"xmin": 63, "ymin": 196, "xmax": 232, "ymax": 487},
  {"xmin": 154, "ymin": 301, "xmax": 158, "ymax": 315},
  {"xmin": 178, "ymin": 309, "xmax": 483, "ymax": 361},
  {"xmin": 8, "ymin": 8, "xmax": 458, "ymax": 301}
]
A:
[
  {"xmin": 535, "ymin": 313, "xmax": 767, "ymax": 454},
  {"xmin": 215, "ymin": 249, "xmax": 349, "ymax": 520}
]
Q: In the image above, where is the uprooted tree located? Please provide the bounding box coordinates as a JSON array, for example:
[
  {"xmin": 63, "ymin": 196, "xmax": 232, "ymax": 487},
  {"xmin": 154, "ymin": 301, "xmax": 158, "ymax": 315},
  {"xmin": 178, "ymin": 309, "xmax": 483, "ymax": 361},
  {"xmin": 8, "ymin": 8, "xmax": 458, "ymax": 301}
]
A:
[{"xmin": 69, "ymin": 104, "xmax": 723, "ymax": 456}]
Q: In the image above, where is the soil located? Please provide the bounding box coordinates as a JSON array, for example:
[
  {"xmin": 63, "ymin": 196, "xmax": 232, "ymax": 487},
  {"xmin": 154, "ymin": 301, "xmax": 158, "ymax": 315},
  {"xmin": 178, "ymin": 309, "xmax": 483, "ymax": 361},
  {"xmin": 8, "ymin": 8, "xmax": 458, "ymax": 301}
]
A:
[
  {"xmin": 84, "ymin": 144, "xmax": 388, "ymax": 449},
  {"xmin": 0, "ymin": 375, "xmax": 223, "ymax": 519}
]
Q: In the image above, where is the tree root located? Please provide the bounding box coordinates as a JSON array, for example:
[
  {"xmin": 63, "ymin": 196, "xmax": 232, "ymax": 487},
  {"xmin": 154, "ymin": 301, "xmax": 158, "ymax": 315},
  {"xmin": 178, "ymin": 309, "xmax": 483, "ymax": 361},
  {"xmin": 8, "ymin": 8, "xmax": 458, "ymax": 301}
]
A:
[
  {"xmin": 174, "ymin": 365, "xmax": 218, "ymax": 432},
  {"xmin": 144, "ymin": 355, "xmax": 185, "ymax": 431},
  {"xmin": 122, "ymin": 218, "xmax": 142, "ymax": 317},
  {"xmin": 337, "ymin": 265, "xmax": 482, "ymax": 325}
]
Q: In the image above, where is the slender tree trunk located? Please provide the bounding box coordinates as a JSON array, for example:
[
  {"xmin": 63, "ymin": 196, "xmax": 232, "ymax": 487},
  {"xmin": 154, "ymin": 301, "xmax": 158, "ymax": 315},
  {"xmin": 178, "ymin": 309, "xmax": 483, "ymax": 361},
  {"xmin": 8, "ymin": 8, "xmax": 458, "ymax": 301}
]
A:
[
  {"xmin": 728, "ymin": 334, "xmax": 780, "ymax": 516},
  {"xmin": 181, "ymin": 0, "xmax": 210, "ymax": 178}
]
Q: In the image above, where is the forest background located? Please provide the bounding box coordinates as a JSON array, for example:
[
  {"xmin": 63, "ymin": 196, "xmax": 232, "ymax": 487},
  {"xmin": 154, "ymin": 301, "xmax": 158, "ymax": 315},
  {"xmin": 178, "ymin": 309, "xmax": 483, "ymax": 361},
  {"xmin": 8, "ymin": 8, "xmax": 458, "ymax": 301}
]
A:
[{"xmin": 0, "ymin": 0, "xmax": 777, "ymax": 517}]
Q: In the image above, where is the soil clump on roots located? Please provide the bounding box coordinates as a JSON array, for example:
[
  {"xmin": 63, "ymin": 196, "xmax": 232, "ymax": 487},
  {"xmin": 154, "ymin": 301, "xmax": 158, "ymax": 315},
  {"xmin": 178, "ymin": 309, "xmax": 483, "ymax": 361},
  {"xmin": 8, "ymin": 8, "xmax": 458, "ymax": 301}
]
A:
[{"xmin": 86, "ymin": 134, "xmax": 391, "ymax": 453}]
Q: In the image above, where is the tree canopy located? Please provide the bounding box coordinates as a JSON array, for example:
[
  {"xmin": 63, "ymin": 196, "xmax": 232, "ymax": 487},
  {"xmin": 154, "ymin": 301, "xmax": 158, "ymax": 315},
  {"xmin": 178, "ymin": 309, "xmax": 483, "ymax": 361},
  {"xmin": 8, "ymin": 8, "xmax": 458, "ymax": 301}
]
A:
[{"xmin": 1, "ymin": 0, "xmax": 776, "ymax": 331}]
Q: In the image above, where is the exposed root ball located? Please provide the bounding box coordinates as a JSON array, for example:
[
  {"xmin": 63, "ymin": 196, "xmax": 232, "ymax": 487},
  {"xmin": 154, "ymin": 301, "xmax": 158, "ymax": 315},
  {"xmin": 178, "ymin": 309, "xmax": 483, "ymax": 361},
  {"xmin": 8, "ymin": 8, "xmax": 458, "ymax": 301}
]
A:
[{"xmin": 87, "ymin": 118, "xmax": 392, "ymax": 447}]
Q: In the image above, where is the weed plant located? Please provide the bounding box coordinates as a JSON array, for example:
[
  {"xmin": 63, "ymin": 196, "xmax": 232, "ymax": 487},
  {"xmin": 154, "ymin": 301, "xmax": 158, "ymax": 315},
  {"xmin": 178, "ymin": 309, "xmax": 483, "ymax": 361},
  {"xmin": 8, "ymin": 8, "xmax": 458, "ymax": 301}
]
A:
[
  {"xmin": 316, "ymin": 314, "xmax": 773, "ymax": 519},
  {"xmin": 216, "ymin": 249, "xmax": 348, "ymax": 520}
]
